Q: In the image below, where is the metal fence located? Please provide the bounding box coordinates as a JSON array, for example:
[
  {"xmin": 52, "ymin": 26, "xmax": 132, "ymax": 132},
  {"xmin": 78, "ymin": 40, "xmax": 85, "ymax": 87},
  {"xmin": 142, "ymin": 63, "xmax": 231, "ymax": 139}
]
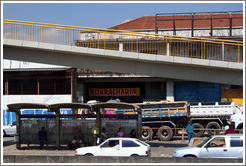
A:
[
  {"xmin": 155, "ymin": 11, "xmax": 243, "ymax": 37},
  {"xmin": 3, "ymin": 19, "xmax": 243, "ymax": 62}
]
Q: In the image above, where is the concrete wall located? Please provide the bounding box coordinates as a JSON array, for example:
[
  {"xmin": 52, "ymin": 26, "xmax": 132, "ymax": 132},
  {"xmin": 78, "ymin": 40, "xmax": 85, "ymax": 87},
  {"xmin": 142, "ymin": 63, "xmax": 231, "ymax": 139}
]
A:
[{"xmin": 3, "ymin": 155, "xmax": 243, "ymax": 163}]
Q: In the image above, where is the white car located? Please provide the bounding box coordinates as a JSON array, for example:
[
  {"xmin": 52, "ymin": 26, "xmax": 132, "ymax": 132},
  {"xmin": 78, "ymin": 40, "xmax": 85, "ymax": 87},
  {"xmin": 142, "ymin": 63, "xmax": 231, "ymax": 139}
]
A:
[
  {"xmin": 3, "ymin": 121, "xmax": 16, "ymax": 136},
  {"xmin": 75, "ymin": 137, "xmax": 150, "ymax": 157},
  {"xmin": 173, "ymin": 134, "xmax": 243, "ymax": 158}
]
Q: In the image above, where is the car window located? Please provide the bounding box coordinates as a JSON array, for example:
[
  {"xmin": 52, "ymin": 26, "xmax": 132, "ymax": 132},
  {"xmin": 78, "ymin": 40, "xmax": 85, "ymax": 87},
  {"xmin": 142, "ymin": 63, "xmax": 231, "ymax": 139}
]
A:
[
  {"xmin": 230, "ymin": 137, "xmax": 243, "ymax": 147},
  {"xmin": 122, "ymin": 140, "xmax": 140, "ymax": 147},
  {"xmin": 12, "ymin": 121, "xmax": 16, "ymax": 125},
  {"xmin": 101, "ymin": 141, "xmax": 109, "ymax": 147},
  {"xmin": 101, "ymin": 140, "xmax": 119, "ymax": 148},
  {"xmin": 208, "ymin": 137, "xmax": 226, "ymax": 148}
]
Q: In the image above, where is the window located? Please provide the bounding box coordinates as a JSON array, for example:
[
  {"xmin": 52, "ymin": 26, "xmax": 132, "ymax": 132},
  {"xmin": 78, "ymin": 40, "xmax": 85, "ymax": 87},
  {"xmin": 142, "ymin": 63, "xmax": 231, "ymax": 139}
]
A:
[
  {"xmin": 101, "ymin": 140, "xmax": 119, "ymax": 148},
  {"xmin": 208, "ymin": 137, "xmax": 226, "ymax": 148},
  {"xmin": 230, "ymin": 137, "xmax": 243, "ymax": 147},
  {"xmin": 122, "ymin": 140, "xmax": 140, "ymax": 147},
  {"xmin": 101, "ymin": 141, "xmax": 109, "ymax": 148}
]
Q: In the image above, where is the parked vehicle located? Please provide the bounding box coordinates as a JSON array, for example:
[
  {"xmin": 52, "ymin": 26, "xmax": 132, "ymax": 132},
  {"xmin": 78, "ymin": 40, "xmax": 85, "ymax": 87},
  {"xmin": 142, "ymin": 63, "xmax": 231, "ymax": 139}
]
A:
[
  {"xmin": 229, "ymin": 105, "xmax": 243, "ymax": 132},
  {"xmin": 3, "ymin": 121, "xmax": 16, "ymax": 136},
  {"xmin": 75, "ymin": 137, "xmax": 150, "ymax": 157},
  {"xmin": 173, "ymin": 134, "xmax": 243, "ymax": 158},
  {"xmin": 116, "ymin": 101, "xmax": 243, "ymax": 141}
]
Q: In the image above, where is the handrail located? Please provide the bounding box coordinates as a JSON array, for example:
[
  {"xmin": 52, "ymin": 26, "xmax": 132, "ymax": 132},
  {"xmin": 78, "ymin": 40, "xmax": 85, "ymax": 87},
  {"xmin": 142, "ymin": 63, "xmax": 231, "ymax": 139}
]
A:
[
  {"xmin": 3, "ymin": 19, "xmax": 243, "ymax": 63},
  {"xmin": 3, "ymin": 19, "xmax": 243, "ymax": 45}
]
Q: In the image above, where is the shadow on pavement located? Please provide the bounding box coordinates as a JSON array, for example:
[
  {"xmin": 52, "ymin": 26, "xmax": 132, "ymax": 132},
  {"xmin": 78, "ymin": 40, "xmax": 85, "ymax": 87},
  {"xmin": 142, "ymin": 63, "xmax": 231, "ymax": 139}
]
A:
[{"xmin": 3, "ymin": 137, "xmax": 15, "ymax": 147}]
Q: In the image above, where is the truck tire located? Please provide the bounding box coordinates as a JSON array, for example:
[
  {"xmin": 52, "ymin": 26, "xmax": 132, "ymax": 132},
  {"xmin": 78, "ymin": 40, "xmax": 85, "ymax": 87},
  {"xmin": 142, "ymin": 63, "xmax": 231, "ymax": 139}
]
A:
[
  {"xmin": 142, "ymin": 126, "xmax": 152, "ymax": 141},
  {"xmin": 236, "ymin": 123, "xmax": 243, "ymax": 133},
  {"xmin": 193, "ymin": 123, "xmax": 204, "ymax": 137},
  {"xmin": 206, "ymin": 121, "xmax": 221, "ymax": 135},
  {"xmin": 157, "ymin": 126, "xmax": 173, "ymax": 141}
]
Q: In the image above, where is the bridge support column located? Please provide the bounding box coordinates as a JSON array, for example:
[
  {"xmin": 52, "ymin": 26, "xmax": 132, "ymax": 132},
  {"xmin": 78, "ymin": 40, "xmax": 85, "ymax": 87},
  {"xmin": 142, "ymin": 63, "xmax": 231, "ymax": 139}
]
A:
[
  {"xmin": 166, "ymin": 80, "xmax": 174, "ymax": 102},
  {"xmin": 77, "ymin": 82, "xmax": 85, "ymax": 103},
  {"xmin": 71, "ymin": 68, "xmax": 78, "ymax": 102}
]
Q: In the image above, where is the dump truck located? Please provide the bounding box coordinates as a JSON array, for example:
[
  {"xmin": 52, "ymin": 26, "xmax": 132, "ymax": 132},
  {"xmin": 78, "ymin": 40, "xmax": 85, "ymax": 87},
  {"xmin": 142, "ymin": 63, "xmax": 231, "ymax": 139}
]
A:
[{"xmin": 115, "ymin": 101, "xmax": 243, "ymax": 141}]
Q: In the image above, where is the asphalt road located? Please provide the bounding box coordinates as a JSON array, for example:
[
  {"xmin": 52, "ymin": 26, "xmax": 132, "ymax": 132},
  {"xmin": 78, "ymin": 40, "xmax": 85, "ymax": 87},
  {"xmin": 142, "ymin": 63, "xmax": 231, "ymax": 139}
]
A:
[{"xmin": 3, "ymin": 136, "xmax": 187, "ymax": 157}]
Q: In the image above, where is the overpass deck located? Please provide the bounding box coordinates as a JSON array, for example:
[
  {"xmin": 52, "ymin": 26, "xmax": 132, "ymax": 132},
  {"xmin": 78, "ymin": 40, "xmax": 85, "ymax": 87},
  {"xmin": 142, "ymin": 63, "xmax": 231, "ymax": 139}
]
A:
[
  {"xmin": 3, "ymin": 19, "xmax": 243, "ymax": 63},
  {"xmin": 3, "ymin": 19, "xmax": 243, "ymax": 86}
]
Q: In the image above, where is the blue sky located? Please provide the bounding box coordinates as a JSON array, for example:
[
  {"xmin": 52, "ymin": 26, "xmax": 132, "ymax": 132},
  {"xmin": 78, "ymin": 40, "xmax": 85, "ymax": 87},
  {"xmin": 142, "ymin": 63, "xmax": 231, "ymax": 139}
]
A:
[{"xmin": 3, "ymin": 2, "xmax": 244, "ymax": 28}]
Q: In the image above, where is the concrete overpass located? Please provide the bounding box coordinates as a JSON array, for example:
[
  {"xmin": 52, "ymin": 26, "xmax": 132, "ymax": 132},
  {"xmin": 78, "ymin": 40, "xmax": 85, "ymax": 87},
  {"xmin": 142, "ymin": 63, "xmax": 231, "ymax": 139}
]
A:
[{"xmin": 3, "ymin": 39, "xmax": 243, "ymax": 86}]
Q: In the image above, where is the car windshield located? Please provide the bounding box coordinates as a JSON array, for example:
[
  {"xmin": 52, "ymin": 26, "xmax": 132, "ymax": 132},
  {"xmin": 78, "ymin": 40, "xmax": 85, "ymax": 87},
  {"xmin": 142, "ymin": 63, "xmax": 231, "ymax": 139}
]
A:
[{"xmin": 196, "ymin": 137, "xmax": 212, "ymax": 147}]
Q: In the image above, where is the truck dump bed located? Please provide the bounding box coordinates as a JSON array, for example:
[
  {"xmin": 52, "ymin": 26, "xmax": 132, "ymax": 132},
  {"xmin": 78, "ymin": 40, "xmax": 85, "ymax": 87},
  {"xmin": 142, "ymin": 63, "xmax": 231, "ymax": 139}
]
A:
[
  {"xmin": 133, "ymin": 101, "xmax": 188, "ymax": 118},
  {"xmin": 189, "ymin": 102, "xmax": 235, "ymax": 117}
]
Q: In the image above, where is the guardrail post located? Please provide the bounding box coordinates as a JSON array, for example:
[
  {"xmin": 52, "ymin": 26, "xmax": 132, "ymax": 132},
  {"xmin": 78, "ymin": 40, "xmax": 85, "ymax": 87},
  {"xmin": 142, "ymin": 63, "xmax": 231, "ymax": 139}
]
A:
[
  {"xmin": 65, "ymin": 28, "xmax": 67, "ymax": 45},
  {"xmin": 222, "ymin": 41, "xmax": 225, "ymax": 61},
  {"xmin": 32, "ymin": 24, "xmax": 34, "ymax": 41},
  {"xmin": 41, "ymin": 27, "xmax": 43, "ymax": 43},
  {"xmin": 119, "ymin": 42, "xmax": 123, "ymax": 52},
  {"xmin": 167, "ymin": 40, "xmax": 170, "ymax": 56},
  {"xmin": 237, "ymin": 45, "xmax": 240, "ymax": 62},
  {"xmin": 11, "ymin": 24, "xmax": 13, "ymax": 39}
]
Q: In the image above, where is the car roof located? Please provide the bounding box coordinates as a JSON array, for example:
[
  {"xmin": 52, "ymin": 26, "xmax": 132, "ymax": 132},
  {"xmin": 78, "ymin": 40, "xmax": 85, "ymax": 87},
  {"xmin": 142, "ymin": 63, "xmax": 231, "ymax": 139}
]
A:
[
  {"xmin": 212, "ymin": 134, "xmax": 243, "ymax": 137},
  {"xmin": 107, "ymin": 137, "xmax": 138, "ymax": 141}
]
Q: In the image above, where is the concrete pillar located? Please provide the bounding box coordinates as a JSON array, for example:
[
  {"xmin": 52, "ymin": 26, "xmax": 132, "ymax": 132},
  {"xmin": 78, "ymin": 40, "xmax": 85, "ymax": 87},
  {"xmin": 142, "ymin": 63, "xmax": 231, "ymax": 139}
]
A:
[
  {"xmin": 167, "ymin": 41, "xmax": 170, "ymax": 56},
  {"xmin": 222, "ymin": 42, "xmax": 225, "ymax": 61},
  {"xmin": 77, "ymin": 82, "xmax": 85, "ymax": 103},
  {"xmin": 166, "ymin": 80, "xmax": 174, "ymax": 102},
  {"xmin": 71, "ymin": 68, "xmax": 78, "ymax": 102},
  {"xmin": 119, "ymin": 42, "xmax": 123, "ymax": 52}
]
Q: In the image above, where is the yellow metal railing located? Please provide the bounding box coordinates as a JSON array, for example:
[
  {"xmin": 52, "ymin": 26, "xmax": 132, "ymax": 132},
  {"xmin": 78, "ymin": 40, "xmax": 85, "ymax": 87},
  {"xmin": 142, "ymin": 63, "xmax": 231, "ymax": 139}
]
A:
[{"xmin": 3, "ymin": 19, "xmax": 243, "ymax": 63}]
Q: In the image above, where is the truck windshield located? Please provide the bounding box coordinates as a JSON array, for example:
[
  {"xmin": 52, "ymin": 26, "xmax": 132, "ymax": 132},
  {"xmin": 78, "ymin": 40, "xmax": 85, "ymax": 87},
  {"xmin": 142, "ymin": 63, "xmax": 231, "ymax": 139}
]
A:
[{"xmin": 196, "ymin": 137, "xmax": 211, "ymax": 147}]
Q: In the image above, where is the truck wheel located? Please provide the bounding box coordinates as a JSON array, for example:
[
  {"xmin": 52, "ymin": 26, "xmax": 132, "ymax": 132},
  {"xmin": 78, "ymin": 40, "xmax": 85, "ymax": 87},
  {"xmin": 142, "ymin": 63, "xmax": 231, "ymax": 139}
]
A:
[
  {"xmin": 236, "ymin": 123, "xmax": 243, "ymax": 133},
  {"xmin": 193, "ymin": 123, "xmax": 204, "ymax": 137},
  {"xmin": 206, "ymin": 121, "xmax": 221, "ymax": 135},
  {"xmin": 157, "ymin": 126, "xmax": 173, "ymax": 141},
  {"xmin": 142, "ymin": 126, "xmax": 152, "ymax": 141}
]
